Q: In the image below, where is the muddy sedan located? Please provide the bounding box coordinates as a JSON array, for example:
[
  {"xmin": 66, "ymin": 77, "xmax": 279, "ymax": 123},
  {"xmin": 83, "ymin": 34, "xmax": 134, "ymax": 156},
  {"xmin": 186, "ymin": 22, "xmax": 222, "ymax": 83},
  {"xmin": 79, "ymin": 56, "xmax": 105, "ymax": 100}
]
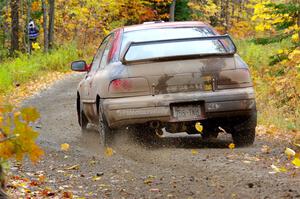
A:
[{"xmin": 71, "ymin": 21, "xmax": 257, "ymax": 147}]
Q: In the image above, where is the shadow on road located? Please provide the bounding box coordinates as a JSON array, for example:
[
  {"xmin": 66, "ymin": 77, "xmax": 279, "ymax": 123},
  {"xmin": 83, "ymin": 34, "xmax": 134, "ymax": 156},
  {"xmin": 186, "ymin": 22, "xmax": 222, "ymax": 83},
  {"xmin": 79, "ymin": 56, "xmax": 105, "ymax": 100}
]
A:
[
  {"xmin": 151, "ymin": 135, "xmax": 232, "ymax": 149},
  {"xmin": 78, "ymin": 126, "xmax": 233, "ymax": 152}
]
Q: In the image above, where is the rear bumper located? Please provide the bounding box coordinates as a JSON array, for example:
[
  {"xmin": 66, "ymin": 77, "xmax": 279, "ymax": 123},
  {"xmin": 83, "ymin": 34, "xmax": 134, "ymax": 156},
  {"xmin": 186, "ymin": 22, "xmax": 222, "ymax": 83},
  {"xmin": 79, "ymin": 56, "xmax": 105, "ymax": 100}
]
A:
[{"xmin": 102, "ymin": 87, "xmax": 256, "ymax": 128}]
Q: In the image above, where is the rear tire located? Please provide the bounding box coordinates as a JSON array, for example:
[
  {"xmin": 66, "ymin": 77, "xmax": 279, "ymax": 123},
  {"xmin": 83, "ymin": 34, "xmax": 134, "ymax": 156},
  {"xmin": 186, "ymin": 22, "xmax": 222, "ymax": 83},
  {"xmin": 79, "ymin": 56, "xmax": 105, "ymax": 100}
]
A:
[
  {"xmin": 231, "ymin": 112, "xmax": 257, "ymax": 147},
  {"xmin": 98, "ymin": 109, "xmax": 113, "ymax": 148}
]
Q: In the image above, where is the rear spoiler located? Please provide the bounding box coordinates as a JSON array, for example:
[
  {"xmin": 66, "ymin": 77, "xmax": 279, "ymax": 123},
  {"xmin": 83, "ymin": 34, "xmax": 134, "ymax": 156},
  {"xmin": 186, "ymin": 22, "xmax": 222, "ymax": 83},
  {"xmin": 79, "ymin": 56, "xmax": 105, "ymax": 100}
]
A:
[{"xmin": 120, "ymin": 34, "xmax": 237, "ymax": 65}]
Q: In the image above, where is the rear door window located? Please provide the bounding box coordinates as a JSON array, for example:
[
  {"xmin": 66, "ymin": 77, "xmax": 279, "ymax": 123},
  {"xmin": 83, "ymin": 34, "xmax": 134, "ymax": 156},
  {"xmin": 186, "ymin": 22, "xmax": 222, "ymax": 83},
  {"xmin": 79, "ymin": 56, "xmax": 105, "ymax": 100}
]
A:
[
  {"xmin": 89, "ymin": 35, "xmax": 111, "ymax": 72},
  {"xmin": 99, "ymin": 36, "xmax": 114, "ymax": 69}
]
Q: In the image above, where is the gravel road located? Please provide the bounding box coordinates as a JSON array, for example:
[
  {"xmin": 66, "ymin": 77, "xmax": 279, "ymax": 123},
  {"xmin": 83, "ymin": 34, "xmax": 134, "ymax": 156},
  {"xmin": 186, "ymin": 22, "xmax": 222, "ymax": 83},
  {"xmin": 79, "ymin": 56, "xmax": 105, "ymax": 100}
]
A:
[{"xmin": 18, "ymin": 74, "xmax": 299, "ymax": 199}]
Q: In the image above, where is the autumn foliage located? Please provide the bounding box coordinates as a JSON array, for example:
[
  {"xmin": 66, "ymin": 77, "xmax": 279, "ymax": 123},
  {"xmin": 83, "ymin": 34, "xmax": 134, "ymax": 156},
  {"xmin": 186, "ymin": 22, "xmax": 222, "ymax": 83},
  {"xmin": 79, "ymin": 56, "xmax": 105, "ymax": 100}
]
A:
[{"xmin": 0, "ymin": 102, "xmax": 44, "ymax": 163}]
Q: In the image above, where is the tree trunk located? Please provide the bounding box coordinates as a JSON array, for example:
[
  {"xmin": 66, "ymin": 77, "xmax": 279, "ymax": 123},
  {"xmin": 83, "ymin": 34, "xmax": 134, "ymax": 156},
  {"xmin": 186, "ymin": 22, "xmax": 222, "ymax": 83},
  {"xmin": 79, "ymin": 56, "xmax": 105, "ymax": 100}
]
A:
[
  {"xmin": 169, "ymin": 0, "xmax": 176, "ymax": 22},
  {"xmin": 3, "ymin": 0, "xmax": 9, "ymax": 51},
  {"xmin": 48, "ymin": 0, "xmax": 54, "ymax": 49},
  {"xmin": 27, "ymin": 0, "xmax": 31, "ymax": 54},
  {"xmin": 10, "ymin": 0, "xmax": 19, "ymax": 55},
  {"xmin": 42, "ymin": 0, "xmax": 48, "ymax": 53},
  {"xmin": 224, "ymin": 0, "xmax": 230, "ymax": 32},
  {"xmin": 238, "ymin": 0, "xmax": 242, "ymax": 22}
]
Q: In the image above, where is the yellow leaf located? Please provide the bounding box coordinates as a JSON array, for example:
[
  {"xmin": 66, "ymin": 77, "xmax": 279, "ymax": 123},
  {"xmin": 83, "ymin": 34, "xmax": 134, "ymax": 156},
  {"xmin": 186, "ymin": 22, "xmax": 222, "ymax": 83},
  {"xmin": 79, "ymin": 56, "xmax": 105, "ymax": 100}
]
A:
[
  {"xmin": 277, "ymin": 49, "xmax": 284, "ymax": 54},
  {"xmin": 29, "ymin": 145, "xmax": 44, "ymax": 163},
  {"xmin": 92, "ymin": 176, "xmax": 101, "ymax": 181},
  {"xmin": 271, "ymin": 164, "xmax": 287, "ymax": 173},
  {"xmin": 13, "ymin": 111, "xmax": 21, "ymax": 118},
  {"xmin": 292, "ymin": 158, "xmax": 300, "ymax": 167},
  {"xmin": 261, "ymin": 145, "xmax": 271, "ymax": 154},
  {"xmin": 21, "ymin": 107, "xmax": 40, "ymax": 123},
  {"xmin": 32, "ymin": 42, "xmax": 41, "ymax": 50},
  {"xmin": 195, "ymin": 122, "xmax": 203, "ymax": 133},
  {"xmin": 31, "ymin": 1, "xmax": 40, "ymax": 12},
  {"xmin": 105, "ymin": 147, "xmax": 114, "ymax": 157},
  {"xmin": 228, "ymin": 143, "xmax": 235, "ymax": 149},
  {"xmin": 292, "ymin": 33, "xmax": 299, "ymax": 43},
  {"xmin": 61, "ymin": 143, "xmax": 70, "ymax": 151},
  {"xmin": 191, "ymin": 149, "xmax": 198, "ymax": 155},
  {"xmin": 285, "ymin": 147, "xmax": 296, "ymax": 158},
  {"xmin": 66, "ymin": 164, "xmax": 80, "ymax": 170}
]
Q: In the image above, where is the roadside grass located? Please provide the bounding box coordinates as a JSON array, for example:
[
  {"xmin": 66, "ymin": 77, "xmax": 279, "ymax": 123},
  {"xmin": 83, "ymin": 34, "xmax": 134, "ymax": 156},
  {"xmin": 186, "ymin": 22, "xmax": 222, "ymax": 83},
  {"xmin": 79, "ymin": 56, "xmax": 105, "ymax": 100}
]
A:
[
  {"xmin": 0, "ymin": 44, "xmax": 79, "ymax": 95},
  {"xmin": 236, "ymin": 38, "xmax": 299, "ymax": 131}
]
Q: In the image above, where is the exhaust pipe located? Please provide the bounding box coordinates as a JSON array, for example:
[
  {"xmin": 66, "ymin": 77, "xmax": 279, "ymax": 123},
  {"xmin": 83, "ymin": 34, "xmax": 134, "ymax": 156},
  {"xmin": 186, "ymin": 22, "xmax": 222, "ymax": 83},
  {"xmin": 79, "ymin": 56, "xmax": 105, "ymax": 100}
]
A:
[
  {"xmin": 155, "ymin": 128, "xmax": 163, "ymax": 136},
  {"xmin": 149, "ymin": 121, "xmax": 160, "ymax": 129}
]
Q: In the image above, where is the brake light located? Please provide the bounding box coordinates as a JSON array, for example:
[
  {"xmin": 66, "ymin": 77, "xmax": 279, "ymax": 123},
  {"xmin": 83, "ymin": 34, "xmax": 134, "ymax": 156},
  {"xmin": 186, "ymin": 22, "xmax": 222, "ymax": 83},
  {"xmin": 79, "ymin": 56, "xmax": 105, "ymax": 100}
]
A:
[
  {"xmin": 110, "ymin": 79, "xmax": 132, "ymax": 91},
  {"xmin": 108, "ymin": 78, "xmax": 149, "ymax": 94},
  {"xmin": 217, "ymin": 69, "xmax": 252, "ymax": 89}
]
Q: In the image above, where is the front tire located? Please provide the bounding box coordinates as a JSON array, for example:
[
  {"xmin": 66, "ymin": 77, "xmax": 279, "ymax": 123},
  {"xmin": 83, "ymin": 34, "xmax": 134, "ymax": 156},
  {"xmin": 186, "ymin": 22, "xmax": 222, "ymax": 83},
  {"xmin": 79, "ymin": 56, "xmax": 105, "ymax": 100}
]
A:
[{"xmin": 80, "ymin": 106, "xmax": 88, "ymax": 133}]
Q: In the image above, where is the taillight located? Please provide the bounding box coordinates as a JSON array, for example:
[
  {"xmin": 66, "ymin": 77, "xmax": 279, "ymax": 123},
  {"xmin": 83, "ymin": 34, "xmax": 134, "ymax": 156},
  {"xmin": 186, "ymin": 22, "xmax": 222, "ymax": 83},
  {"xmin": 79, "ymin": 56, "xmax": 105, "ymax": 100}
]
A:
[
  {"xmin": 217, "ymin": 69, "xmax": 252, "ymax": 89},
  {"xmin": 110, "ymin": 79, "xmax": 132, "ymax": 92},
  {"xmin": 108, "ymin": 78, "xmax": 149, "ymax": 94}
]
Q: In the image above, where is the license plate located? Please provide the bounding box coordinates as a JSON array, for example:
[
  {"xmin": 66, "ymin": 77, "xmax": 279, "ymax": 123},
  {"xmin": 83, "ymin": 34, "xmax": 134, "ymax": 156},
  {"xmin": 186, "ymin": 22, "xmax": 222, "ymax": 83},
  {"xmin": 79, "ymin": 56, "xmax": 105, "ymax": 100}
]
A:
[{"xmin": 172, "ymin": 105, "xmax": 202, "ymax": 121}]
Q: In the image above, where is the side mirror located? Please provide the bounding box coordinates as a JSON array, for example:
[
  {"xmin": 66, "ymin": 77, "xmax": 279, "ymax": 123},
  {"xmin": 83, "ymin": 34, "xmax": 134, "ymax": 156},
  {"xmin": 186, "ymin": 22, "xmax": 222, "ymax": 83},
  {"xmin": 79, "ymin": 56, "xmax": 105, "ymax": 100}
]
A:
[{"xmin": 71, "ymin": 60, "xmax": 89, "ymax": 72}]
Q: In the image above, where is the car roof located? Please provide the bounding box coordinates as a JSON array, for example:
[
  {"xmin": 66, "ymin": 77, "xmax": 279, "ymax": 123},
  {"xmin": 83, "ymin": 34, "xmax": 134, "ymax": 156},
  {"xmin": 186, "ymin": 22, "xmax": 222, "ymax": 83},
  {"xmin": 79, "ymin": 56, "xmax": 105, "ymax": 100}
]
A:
[{"xmin": 122, "ymin": 21, "xmax": 209, "ymax": 32}]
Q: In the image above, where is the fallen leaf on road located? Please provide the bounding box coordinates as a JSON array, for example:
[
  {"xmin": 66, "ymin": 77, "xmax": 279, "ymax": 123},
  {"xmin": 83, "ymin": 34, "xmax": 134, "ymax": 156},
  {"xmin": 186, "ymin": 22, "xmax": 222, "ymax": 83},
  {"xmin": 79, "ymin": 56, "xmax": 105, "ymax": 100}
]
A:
[
  {"xmin": 261, "ymin": 145, "xmax": 271, "ymax": 154},
  {"xmin": 66, "ymin": 164, "xmax": 80, "ymax": 170},
  {"xmin": 266, "ymin": 125, "xmax": 277, "ymax": 135},
  {"xmin": 293, "ymin": 134, "xmax": 300, "ymax": 147},
  {"xmin": 270, "ymin": 164, "xmax": 287, "ymax": 173},
  {"xmin": 39, "ymin": 174, "xmax": 46, "ymax": 183},
  {"xmin": 150, "ymin": 188, "xmax": 160, "ymax": 192},
  {"xmin": 61, "ymin": 143, "xmax": 70, "ymax": 151},
  {"xmin": 285, "ymin": 147, "xmax": 296, "ymax": 159},
  {"xmin": 191, "ymin": 149, "xmax": 198, "ymax": 155},
  {"xmin": 62, "ymin": 191, "xmax": 73, "ymax": 198},
  {"xmin": 92, "ymin": 176, "xmax": 101, "ymax": 181},
  {"xmin": 144, "ymin": 175, "xmax": 156, "ymax": 185},
  {"xmin": 243, "ymin": 160, "xmax": 251, "ymax": 164},
  {"xmin": 292, "ymin": 158, "xmax": 300, "ymax": 167},
  {"xmin": 294, "ymin": 143, "xmax": 300, "ymax": 147},
  {"xmin": 228, "ymin": 143, "xmax": 235, "ymax": 149},
  {"xmin": 105, "ymin": 147, "xmax": 115, "ymax": 157}
]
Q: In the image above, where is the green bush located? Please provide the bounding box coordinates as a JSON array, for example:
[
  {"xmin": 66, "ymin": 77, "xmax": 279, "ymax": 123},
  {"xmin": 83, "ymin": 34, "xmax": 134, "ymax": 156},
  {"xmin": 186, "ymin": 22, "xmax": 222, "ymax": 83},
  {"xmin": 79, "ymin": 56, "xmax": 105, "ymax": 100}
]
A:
[
  {"xmin": 0, "ymin": 44, "xmax": 79, "ymax": 94},
  {"xmin": 236, "ymin": 38, "xmax": 299, "ymax": 130},
  {"xmin": 235, "ymin": 38, "xmax": 293, "ymax": 69}
]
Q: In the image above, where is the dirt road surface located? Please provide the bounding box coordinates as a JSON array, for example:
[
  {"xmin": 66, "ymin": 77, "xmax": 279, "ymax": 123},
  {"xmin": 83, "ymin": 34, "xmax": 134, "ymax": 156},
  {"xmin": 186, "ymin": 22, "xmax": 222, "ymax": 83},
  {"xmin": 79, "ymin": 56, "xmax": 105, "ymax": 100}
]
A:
[{"xmin": 13, "ymin": 74, "xmax": 299, "ymax": 199}]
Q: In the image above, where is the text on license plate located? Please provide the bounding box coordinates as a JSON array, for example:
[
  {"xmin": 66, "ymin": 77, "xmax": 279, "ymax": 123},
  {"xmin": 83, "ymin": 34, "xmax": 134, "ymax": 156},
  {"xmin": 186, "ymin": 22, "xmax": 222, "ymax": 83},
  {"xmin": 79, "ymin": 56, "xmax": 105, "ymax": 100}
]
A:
[{"xmin": 172, "ymin": 105, "xmax": 202, "ymax": 120}]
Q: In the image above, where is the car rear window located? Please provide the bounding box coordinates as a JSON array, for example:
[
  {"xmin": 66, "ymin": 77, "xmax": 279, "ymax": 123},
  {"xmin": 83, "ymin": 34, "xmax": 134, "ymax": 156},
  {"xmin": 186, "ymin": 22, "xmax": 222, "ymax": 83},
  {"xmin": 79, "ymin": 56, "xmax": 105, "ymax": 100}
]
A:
[
  {"xmin": 121, "ymin": 27, "xmax": 214, "ymax": 53},
  {"xmin": 121, "ymin": 27, "xmax": 235, "ymax": 63}
]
